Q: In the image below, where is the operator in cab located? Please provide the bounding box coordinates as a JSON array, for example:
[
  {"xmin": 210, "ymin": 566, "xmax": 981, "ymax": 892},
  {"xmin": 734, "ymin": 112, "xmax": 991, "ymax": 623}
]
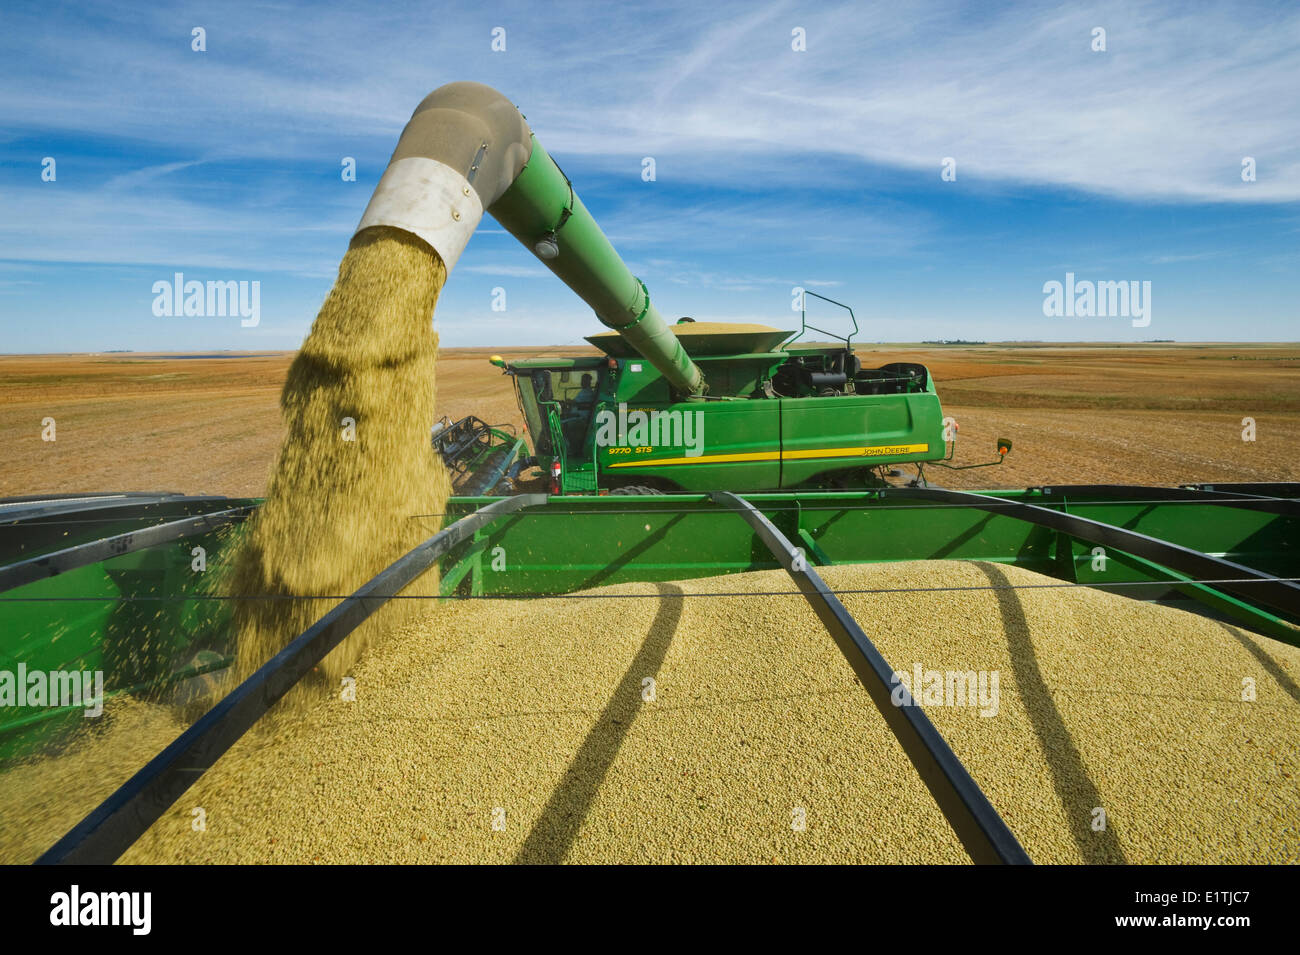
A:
[
  {"xmin": 563, "ymin": 373, "xmax": 597, "ymax": 454},
  {"xmin": 574, "ymin": 373, "xmax": 596, "ymax": 412}
]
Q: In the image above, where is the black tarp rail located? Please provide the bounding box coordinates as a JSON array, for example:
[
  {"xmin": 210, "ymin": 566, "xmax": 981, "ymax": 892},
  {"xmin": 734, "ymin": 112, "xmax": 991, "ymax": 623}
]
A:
[
  {"xmin": 889, "ymin": 487, "xmax": 1300, "ymax": 619},
  {"xmin": 709, "ymin": 490, "xmax": 1033, "ymax": 866},
  {"xmin": 37, "ymin": 493, "xmax": 547, "ymax": 865}
]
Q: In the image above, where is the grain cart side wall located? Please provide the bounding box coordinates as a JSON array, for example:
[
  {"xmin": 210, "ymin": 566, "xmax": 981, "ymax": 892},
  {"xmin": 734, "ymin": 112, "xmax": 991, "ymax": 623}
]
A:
[{"xmin": 355, "ymin": 81, "xmax": 705, "ymax": 397}]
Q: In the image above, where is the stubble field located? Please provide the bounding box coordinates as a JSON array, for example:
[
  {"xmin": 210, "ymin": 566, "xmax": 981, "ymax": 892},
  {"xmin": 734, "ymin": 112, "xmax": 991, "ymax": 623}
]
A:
[{"xmin": 2, "ymin": 342, "xmax": 1297, "ymax": 496}]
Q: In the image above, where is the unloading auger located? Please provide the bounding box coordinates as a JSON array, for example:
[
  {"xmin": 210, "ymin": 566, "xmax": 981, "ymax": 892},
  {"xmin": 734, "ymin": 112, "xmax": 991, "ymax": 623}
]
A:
[{"xmin": 356, "ymin": 81, "xmax": 706, "ymax": 397}]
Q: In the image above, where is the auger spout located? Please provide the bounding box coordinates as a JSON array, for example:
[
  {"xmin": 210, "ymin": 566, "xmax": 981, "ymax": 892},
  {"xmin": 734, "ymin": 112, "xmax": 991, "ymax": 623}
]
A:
[{"xmin": 355, "ymin": 81, "xmax": 707, "ymax": 396}]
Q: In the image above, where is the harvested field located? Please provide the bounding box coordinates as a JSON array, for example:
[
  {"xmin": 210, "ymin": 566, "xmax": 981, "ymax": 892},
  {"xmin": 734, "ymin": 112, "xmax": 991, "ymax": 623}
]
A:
[
  {"xmin": 97, "ymin": 560, "xmax": 1300, "ymax": 866},
  {"xmin": 2, "ymin": 342, "xmax": 1296, "ymax": 495}
]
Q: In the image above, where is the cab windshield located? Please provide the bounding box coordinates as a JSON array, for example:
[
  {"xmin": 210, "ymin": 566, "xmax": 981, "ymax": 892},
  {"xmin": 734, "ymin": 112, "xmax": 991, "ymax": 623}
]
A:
[{"xmin": 515, "ymin": 366, "xmax": 603, "ymax": 458}]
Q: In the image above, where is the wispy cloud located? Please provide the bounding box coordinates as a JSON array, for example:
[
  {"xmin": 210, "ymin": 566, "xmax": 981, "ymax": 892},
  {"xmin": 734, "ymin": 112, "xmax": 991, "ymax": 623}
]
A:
[
  {"xmin": 538, "ymin": 1, "xmax": 1300, "ymax": 202},
  {"xmin": 2, "ymin": 1, "xmax": 1297, "ymax": 349},
  {"xmin": 458, "ymin": 263, "xmax": 551, "ymax": 278},
  {"xmin": 5, "ymin": 1, "xmax": 1296, "ymax": 201},
  {"xmin": 0, "ymin": 182, "xmax": 356, "ymax": 276},
  {"xmin": 1149, "ymin": 252, "xmax": 1223, "ymax": 264},
  {"xmin": 105, "ymin": 160, "xmax": 210, "ymax": 191}
]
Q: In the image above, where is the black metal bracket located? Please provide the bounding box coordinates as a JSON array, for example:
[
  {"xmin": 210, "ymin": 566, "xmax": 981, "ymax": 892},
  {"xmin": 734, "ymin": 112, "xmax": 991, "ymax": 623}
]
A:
[
  {"xmin": 888, "ymin": 487, "xmax": 1300, "ymax": 620},
  {"xmin": 0, "ymin": 505, "xmax": 255, "ymax": 594}
]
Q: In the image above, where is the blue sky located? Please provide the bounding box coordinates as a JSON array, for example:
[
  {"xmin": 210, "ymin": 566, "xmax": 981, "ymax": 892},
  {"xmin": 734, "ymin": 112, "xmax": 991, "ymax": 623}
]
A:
[{"xmin": 1, "ymin": 0, "xmax": 1297, "ymax": 352}]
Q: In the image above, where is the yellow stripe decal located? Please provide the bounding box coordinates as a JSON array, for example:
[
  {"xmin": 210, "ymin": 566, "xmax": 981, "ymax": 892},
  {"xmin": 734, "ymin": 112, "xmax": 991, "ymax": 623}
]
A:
[
  {"xmin": 607, "ymin": 450, "xmax": 779, "ymax": 467},
  {"xmin": 606, "ymin": 443, "xmax": 930, "ymax": 468}
]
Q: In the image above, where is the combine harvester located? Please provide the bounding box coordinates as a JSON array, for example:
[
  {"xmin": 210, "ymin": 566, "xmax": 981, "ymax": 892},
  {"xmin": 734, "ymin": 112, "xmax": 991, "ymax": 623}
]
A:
[{"xmin": 3, "ymin": 83, "xmax": 1298, "ymax": 865}]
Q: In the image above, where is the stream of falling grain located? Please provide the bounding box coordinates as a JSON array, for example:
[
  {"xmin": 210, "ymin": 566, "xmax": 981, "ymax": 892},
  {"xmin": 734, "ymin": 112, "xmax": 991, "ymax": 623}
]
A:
[
  {"xmin": 0, "ymin": 226, "xmax": 453, "ymax": 863},
  {"xmin": 226, "ymin": 226, "xmax": 452, "ymax": 693}
]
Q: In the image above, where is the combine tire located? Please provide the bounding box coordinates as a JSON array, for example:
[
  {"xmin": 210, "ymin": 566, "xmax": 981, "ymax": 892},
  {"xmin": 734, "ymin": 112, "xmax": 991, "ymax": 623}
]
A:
[{"xmin": 608, "ymin": 485, "xmax": 659, "ymax": 495}]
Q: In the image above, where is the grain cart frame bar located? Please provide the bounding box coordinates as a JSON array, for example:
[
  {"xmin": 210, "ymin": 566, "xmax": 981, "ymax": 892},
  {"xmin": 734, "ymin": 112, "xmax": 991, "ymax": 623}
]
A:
[
  {"xmin": 0, "ymin": 492, "xmax": 240, "ymax": 567},
  {"xmin": 708, "ymin": 490, "xmax": 1033, "ymax": 866},
  {"xmin": 356, "ymin": 81, "xmax": 705, "ymax": 397},
  {"xmin": 0, "ymin": 491, "xmax": 210, "ymax": 522},
  {"xmin": 1028, "ymin": 483, "xmax": 1300, "ymax": 518},
  {"xmin": 1185, "ymin": 481, "xmax": 1300, "ymax": 498},
  {"xmin": 888, "ymin": 487, "xmax": 1300, "ymax": 619},
  {"xmin": 36, "ymin": 493, "xmax": 548, "ymax": 865},
  {"xmin": 0, "ymin": 506, "xmax": 254, "ymax": 594}
]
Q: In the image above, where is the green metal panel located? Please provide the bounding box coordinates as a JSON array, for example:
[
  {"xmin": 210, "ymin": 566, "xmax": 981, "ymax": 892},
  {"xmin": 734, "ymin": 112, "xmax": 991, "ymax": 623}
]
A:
[
  {"xmin": 692, "ymin": 355, "xmax": 781, "ymax": 396},
  {"xmin": 443, "ymin": 497, "xmax": 779, "ymax": 594},
  {"xmin": 1062, "ymin": 501, "xmax": 1293, "ymax": 577},
  {"xmin": 0, "ymin": 522, "xmax": 239, "ymax": 762},
  {"xmin": 791, "ymin": 497, "xmax": 1057, "ymax": 571},
  {"xmin": 597, "ymin": 400, "xmax": 781, "ymax": 492},
  {"xmin": 779, "ymin": 392, "xmax": 945, "ymax": 488},
  {"xmin": 611, "ymin": 358, "xmax": 671, "ymax": 406},
  {"xmin": 440, "ymin": 490, "xmax": 1299, "ymax": 648}
]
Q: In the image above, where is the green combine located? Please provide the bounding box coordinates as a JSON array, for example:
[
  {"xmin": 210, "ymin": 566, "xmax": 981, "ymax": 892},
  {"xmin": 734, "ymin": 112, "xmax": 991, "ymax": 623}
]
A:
[
  {"xmin": 404, "ymin": 83, "xmax": 961, "ymax": 495},
  {"xmin": 5, "ymin": 82, "xmax": 1298, "ymax": 866},
  {"xmin": 494, "ymin": 306, "xmax": 956, "ymax": 495}
]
